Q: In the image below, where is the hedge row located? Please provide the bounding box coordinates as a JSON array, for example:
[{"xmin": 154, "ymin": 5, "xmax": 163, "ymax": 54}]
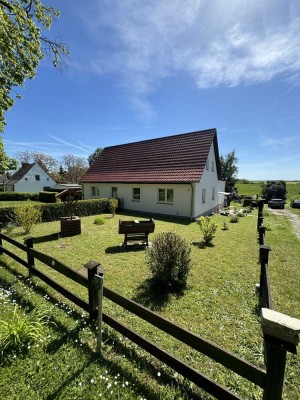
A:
[
  {"xmin": 0, "ymin": 192, "xmax": 39, "ymax": 201},
  {"xmin": 0, "ymin": 199, "xmax": 109, "ymax": 225},
  {"xmin": 39, "ymin": 191, "xmax": 59, "ymax": 203}
]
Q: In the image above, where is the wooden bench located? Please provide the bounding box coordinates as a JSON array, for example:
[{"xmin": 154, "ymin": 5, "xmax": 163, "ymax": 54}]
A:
[{"xmin": 119, "ymin": 218, "xmax": 155, "ymax": 248}]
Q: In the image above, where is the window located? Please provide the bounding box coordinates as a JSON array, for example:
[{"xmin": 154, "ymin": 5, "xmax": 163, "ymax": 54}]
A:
[
  {"xmin": 25, "ymin": 178, "xmax": 28, "ymax": 181},
  {"xmin": 35, "ymin": 175, "xmax": 40, "ymax": 181},
  {"xmin": 91, "ymin": 186, "xmax": 100, "ymax": 197},
  {"xmin": 212, "ymin": 187, "xmax": 215, "ymax": 201},
  {"xmin": 211, "ymin": 161, "xmax": 215, "ymax": 172},
  {"xmin": 132, "ymin": 188, "xmax": 140, "ymax": 201},
  {"xmin": 158, "ymin": 188, "xmax": 174, "ymax": 203},
  {"xmin": 206, "ymin": 159, "xmax": 209, "ymax": 170},
  {"xmin": 47, "ymin": 178, "xmax": 49, "ymax": 181},
  {"xmin": 202, "ymin": 188, "xmax": 206, "ymax": 204},
  {"xmin": 111, "ymin": 187, "xmax": 118, "ymax": 198}
]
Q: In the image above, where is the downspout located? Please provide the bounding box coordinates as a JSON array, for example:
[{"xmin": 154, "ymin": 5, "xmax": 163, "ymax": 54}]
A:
[{"xmin": 190, "ymin": 183, "xmax": 195, "ymax": 221}]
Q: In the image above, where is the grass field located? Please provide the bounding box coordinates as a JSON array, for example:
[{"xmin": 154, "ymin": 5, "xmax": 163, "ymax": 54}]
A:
[
  {"xmin": 236, "ymin": 182, "xmax": 300, "ymax": 202},
  {"xmin": 0, "ymin": 210, "xmax": 299, "ymax": 399},
  {"xmin": 0, "ymin": 200, "xmax": 42, "ymax": 208}
]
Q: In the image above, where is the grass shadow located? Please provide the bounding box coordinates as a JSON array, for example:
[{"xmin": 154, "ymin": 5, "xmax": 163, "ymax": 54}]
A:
[
  {"xmin": 33, "ymin": 233, "xmax": 60, "ymax": 244},
  {"xmin": 105, "ymin": 244, "xmax": 146, "ymax": 254},
  {"xmin": 191, "ymin": 241, "xmax": 215, "ymax": 249}
]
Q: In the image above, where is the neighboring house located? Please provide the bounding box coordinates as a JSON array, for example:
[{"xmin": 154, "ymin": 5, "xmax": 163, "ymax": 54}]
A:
[
  {"xmin": 80, "ymin": 129, "xmax": 226, "ymax": 219},
  {"xmin": 4, "ymin": 162, "xmax": 56, "ymax": 193},
  {"xmin": 0, "ymin": 174, "xmax": 9, "ymax": 191}
]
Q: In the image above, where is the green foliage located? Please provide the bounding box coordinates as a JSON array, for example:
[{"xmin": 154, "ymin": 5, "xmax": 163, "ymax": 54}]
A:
[
  {"xmin": 230, "ymin": 214, "xmax": 239, "ymax": 223},
  {"xmin": 108, "ymin": 197, "xmax": 118, "ymax": 217},
  {"xmin": 220, "ymin": 150, "xmax": 239, "ymax": 192},
  {"xmin": 3, "ymin": 221, "xmax": 16, "ymax": 234},
  {"xmin": 261, "ymin": 180, "xmax": 287, "ymax": 202},
  {"xmin": 197, "ymin": 216, "xmax": 218, "ymax": 244},
  {"xmin": 88, "ymin": 147, "xmax": 103, "ymax": 166},
  {"xmin": 0, "ymin": 192, "xmax": 39, "ymax": 201},
  {"xmin": 0, "ymin": 306, "xmax": 49, "ymax": 359},
  {"xmin": 0, "ymin": 137, "xmax": 18, "ymax": 174},
  {"xmin": 13, "ymin": 205, "xmax": 42, "ymax": 233},
  {"xmin": 147, "ymin": 232, "xmax": 191, "ymax": 290},
  {"xmin": 39, "ymin": 191, "xmax": 58, "ymax": 203},
  {"xmin": 94, "ymin": 216, "xmax": 105, "ymax": 225},
  {"xmin": 0, "ymin": 1, "xmax": 68, "ymax": 132}
]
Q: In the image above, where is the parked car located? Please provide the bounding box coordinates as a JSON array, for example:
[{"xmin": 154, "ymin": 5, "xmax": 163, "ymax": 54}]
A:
[
  {"xmin": 290, "ymin": 199, "xmax": 300, "ymax": 209},
  {"xmin": 268, "ymin": 198, "xmax": 285, "ymax": 209}
]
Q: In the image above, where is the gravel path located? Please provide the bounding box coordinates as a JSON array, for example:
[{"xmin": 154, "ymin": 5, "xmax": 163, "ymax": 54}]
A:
[{"xmin": 267, "ymin": 208, "xmax": 300, "ymax": 239}]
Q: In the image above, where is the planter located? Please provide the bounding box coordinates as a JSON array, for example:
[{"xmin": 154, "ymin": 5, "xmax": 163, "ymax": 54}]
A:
[{"xmin": 60, "ymin": 216, "xmax": 81, "ymax": 237}]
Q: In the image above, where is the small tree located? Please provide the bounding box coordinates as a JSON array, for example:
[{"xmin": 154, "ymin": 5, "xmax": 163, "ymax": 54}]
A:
[
  {"xmin": 261, "ymin": 181, "xmax": 287, "ymax": 202},
  {"xmin": 13, "ymin": 205, "xmax": 42, "ymax": 233},
  {"xmin": 220, "ymin": 151, "xmax": 239, "ymax": 192},
  {"xmin": 197, "ymin": 216, "xmax": 218, "ymax": 244},
  {"xmin": 108, "ymin": 198, "xmax": 118, "ymax": 217},
  {"xmin": 146, "ymin": 232, "xmax": 191, "ymax": 291}
]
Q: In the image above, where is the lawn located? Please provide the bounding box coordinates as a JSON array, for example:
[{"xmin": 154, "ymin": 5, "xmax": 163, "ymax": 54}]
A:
[
  {"xmin": 236, "ymin": 182, "xmax": 300, "ymax": 203},
  {"xmin": 0, "ymin": 209, "xmax": 299, "ymax": 399},
  {"xmin": 0, "ymin": 200, "xmax": 42, "ymax": 208}
]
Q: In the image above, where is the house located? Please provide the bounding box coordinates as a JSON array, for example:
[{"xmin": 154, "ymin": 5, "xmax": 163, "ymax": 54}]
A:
[
  {"xmin": 80, "ymin": 129, "xmax": 225, "ymax": 219},
  {"xmin": 0, "ymin": 174, "xmax": 9, "ymax": 191},
  {"xmin": 4, "ymin": 162, "xmax": 56, "ymax": 193}
]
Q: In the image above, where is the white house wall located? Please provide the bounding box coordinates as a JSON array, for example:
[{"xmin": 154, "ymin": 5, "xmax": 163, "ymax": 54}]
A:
[
  {"xmin": 14, "ymin": 164, "xmax": 56, "ymax": 193},
  {"xmin": 82, "ymin": 182, "xmax": 192, "ymax": 218},
  {"xmin": 194, "ymin": 143, "xmax": 224, "ymax": 218}
]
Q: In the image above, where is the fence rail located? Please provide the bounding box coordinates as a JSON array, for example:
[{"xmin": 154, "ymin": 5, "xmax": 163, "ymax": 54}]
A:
[{"xmin": 0, "ymin": 215, "xmax": 299, "ymax": 400}]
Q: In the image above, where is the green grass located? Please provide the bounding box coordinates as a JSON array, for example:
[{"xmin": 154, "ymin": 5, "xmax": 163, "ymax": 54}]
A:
[
  {"xmin": 0, "ymin": 200, "xmax": 42, "ymax": 208},
  {"xmin": 0, "ymin": 210, "xmax": 299, "ymax": 399}
]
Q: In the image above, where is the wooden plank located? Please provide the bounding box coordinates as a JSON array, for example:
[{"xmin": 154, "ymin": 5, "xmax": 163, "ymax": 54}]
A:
[
  {"xmin": 29, "ymin": 249, "xmax": 88, "ymax": 288},
  {"xmin": 31, "ymin": 267, "xmax": 89, "ymax": 312},
  {"xmin": 0, "ymin": 233, "xmax": 27, "ymax": 251},
  {"xmin": 102, "ymin": 313, "xmax": 242, "ymax": 400},
  {"xmin": 0, "ymin": 246, "xmax": 28, "ymax": 268},
  {"xmin": 103, "ymin": 287, "xmax": 266, "ymax": 387}
]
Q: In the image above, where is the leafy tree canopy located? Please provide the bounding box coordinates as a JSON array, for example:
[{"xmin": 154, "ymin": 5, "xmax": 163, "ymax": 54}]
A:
[
  {"xmin": 220, "ymin": 150, "xmax": 238, "ymax": 192},
  {"xmin": 88, "ymin": 147, "xmax": 103, "ymax": 166},
  {"xmin": 0, "ymin": 0, "xmax": 68, "ymax": 132},
  {"xmin": 261, "ymin": 180, "xmax": 287, "ymax": 201},
  {"xmin": 0, "ymin": 136, "xmax": 18, "ymax": 175}
]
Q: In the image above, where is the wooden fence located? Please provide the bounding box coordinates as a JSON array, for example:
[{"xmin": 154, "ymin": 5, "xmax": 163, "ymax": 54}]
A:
[{"xmin": 0, "ymin": 224, "xmax": 299, "ymax": 400}]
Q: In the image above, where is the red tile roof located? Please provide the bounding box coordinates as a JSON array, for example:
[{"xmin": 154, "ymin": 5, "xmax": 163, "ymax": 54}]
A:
[
  {"xmin": 80, "ymin": 129, "xmax": 221, "ymax": 183},
  {"xmin": 6, "ymin": 163, "xmax": 35, "ymax": 185}
]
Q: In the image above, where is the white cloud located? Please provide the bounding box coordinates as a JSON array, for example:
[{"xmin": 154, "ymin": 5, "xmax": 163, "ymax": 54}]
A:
[
  {"xmin": 261, "ymin": 135, "xmax": 300, "ymax": 147},
  {"xmin": 75, "ymin": 0, "xmax": 300, "ymax": 118}
]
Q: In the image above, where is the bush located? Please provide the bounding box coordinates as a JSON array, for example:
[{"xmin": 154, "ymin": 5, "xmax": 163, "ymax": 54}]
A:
[
  {"xmin": 197, "ymin": 216, "xmax": 218, "ymax": 244},
  {"xmin": 0, "ymin": 306, "xmax": 50, "ymax": 359},
  {"xmin": 0, "ymin": 192, "xmax": 39, "ymax": 201},
  {"xmin": 39, "ymin": 191, "xmax": 59, "ymax": 203},
  {"xmin": 146, "ymin": 232, "xmax": 191, "ymax": 290},
  {"xmin": 13, "ymin": 205, "xmax": 42, "ymax": 233},
  {"xmin": 230, "ymin": 215, "xmax": 239, "ymax": 223},
  {"xmin": 108, "ymin": 198, "xmax": 118, "ymax": 217},
  {"xmin": 94, "ymin": 216, "xmax": 105, "ymax": 225}
]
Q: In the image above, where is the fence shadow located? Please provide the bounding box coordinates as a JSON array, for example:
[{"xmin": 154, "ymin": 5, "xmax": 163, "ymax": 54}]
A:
[{"xmin": 33, "ymin": 233, "xmax": 60, "ymax": 244}]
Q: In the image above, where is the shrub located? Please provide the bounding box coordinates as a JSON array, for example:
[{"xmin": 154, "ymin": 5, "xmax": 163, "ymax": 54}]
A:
[
  {"xmin": 0, "ymin": 306, "xmax": 50, "ymax": 359},
  {"xmin": 108, "ymin": 198, "xmax": 118, "ymax": 217},
  {"xmin": 0, "ymin": 192, "xmax": 39, "ymax": 201},
  {"xmin": 146, "ymin": 232, "xmax": 191, "ymax": 290},
  {"xmin": 94, "ymin": 216, "xmax": 105, "ymax": 225},
  {"xmin": 197, "ymin": 216, "xmax": 218, "ymax": 244},
  {"xmin": 230, "ymin": 215, "xmax": 239, "ymax": 223},
  {"xmin": 13, "ymin": 205, "xmax": 42, "ymax": 233}
]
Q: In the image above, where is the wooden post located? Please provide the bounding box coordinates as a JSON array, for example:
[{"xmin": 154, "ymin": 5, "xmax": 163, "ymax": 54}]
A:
[
  {"xmin": 258, "ymin": 225, "xmax": 266, "ymax": 245},
  {"xmin": 24, "ymin": 237, "xmax": 34, "ymax": 276},
  {"xmin": 84, "ymin": 260, "xmax": 101, "ymax": 320},
  {"xmin": 93, "ymin": 267, "xmax": 104, "ymax": 354},
  {"xmin": 261, "ymin": 308, "xmax": 300, "ymax": 400},
  {"xmin": 0, "ymin": 228, "xmax": 3, "ymax": 255},
  {"xmin": 259, "ymin": 246, "xmax": 272, "ymax": 309},
  {"xmin": 257, "ymin": 200, "xmax": 264, "ymax": 231}
]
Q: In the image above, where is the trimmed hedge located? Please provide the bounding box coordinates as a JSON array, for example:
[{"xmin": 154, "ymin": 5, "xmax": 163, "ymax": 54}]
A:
[
  {"xmin": 39, "ymin": 191, "xmax": 59, "ymax": 203},
  {"xmin": 0, "ymin": 199, "xmax": 109, "ymax": 225},
  {"xmin": 0, "ymin": 192, "xmax": 39, "ymax": 201}
]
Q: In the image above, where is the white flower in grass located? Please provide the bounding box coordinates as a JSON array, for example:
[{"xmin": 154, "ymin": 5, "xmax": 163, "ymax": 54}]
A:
[
  {"xmin": 78, "ymin": 382, "xmax": 82, "ymax": 387},
  {"xmin": 157, "ymin": 372, "xmax": 161, "ymax": 377}
]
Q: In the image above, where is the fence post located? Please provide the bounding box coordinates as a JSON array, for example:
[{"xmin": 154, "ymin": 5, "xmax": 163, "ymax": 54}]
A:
[
  {"xmin": 259, "ymin": 245, "xmax": 272, "ymax": 309},
  {"xmin": 93, "ymin": 267, "xmax": 104, "ymax": 354},
  {"xmin": 257, "ymin": 200, "xmax": 264, "ymax": 231},
  {"xmin": 0, "ymin": 225, "xmax": 3, "ymax": 255},
  {"xmin": 24, "ymin": 237, "xmax": 35, "ymax": 276},
  {"xmin": 84, "ymin": 260, "xmax": 101, "ymax": 320},
  {"xmin": 258, "ymin": 225, "xmax": 266, "ymax": 245},
  {"xmin": 262, "ymin": 308, "xmax": 300, "ymax": 400}
]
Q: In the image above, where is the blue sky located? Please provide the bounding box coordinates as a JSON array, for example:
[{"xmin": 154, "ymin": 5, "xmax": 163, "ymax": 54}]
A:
[{"xmin": 3, "ymin": 0, "xmax": 300, "ymax": 180}]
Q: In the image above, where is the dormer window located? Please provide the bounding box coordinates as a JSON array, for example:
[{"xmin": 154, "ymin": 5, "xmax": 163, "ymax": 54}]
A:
[{"xmin": 35, "ymin": 175, "xmax": 40, "ymax": 181}]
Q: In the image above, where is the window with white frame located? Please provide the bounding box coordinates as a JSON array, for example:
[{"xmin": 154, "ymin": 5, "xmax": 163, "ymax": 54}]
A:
[
  {"xmin": 206, "ymin": 158, "xmax": 209, "ymax": 170},
  {"xmin": 202, "ymin": 188, "xmax": 206, "ymax": 204},
  {"xmin": 158, "ymin": 188, "xmax": 174, "ymax": 203},
  {"xmin": 111, "ymin": 187, "xmax": 118, "ymax": 198},
  {"xmin": 91, "ymin": 186, "xmax": 100, "ymax": 197},
  {"xmin": 212, "ymin": 187, "xmax": 215, "ymax": 201},
  {"xmin": 132, "ymin": 188, "xmax": 140, "ymax": 201},
  {"xmin": 211, "ymin": 160, "xmax": 215, "ymax": 172}
]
